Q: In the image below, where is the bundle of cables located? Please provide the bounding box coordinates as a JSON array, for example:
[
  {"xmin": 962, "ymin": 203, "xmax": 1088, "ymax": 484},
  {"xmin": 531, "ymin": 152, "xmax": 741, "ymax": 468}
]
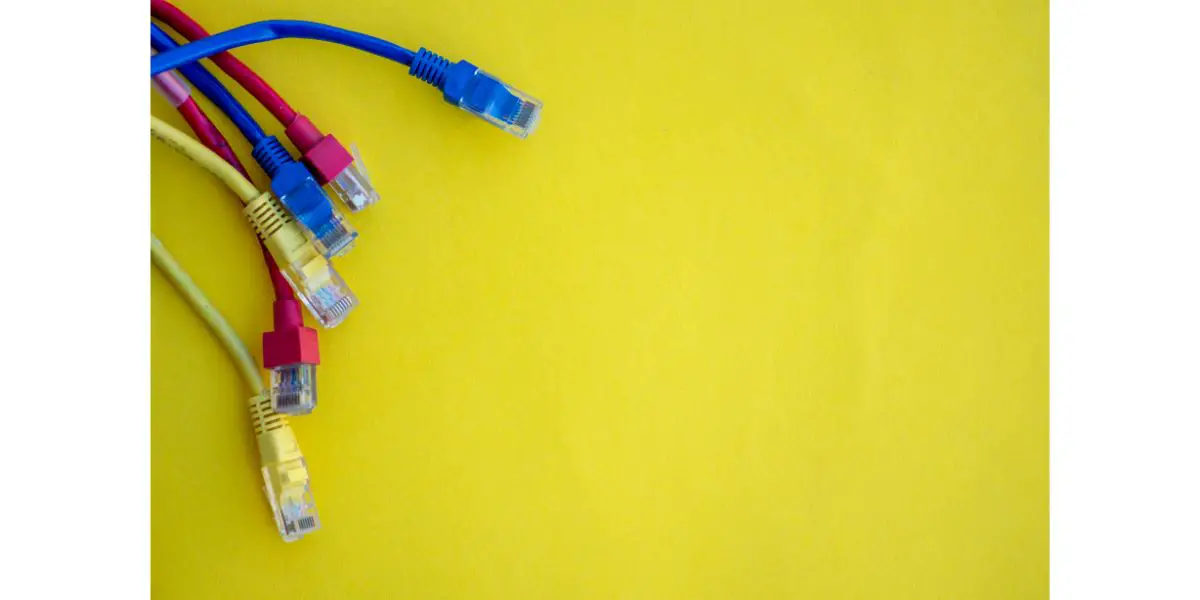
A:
[{"xmin": 149, "ymin": 1, "xmax": 541, "ymax": 542}]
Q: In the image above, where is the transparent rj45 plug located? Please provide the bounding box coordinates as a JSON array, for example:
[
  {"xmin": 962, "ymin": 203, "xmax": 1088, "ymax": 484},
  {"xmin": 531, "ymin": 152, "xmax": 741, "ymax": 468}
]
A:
[
  {"xmin": 270, "ymin": 363, "xmax": 318, "ymax": 415},
  {"xmin": 309, "ymin": 210, "xmax": 357, "ymax": 259},
  {"xmin": 328, "ymin": 147, "xmax": 379, "ymax": 212},
  {"xmin": 280, "ymin": 255, "xmax": 358, "ymax": 329},
  {"xmin": 261, "ymin": 458, "xmax": 321, "ymax": 542},
  {"xmin": 454, "ymin": 69, "xmax": 542, "ymax": 139}
]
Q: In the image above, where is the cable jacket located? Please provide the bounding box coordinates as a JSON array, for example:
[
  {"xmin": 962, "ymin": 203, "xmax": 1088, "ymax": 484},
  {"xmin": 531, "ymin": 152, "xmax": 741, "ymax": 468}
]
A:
[
  {"xmin": 151, "ymin": 235, "xmax": 264, "ymax": 393},
  {"xmin": 151, "ymin": 0, "xmax": 298, "ymax": 124},
  {"xmin": 151, "ymin": 116, "xmax": 260, "ymax": 204},
  {"xmin": 175, "ymin": 98, "xmax": 252, "ymax": 179},
  {"xmin": 262, "ymin": 245, "xmax": 294, "ymax": 299},
  {"xmin": 151, "ymin": 20, "xmax": 416, "ymax": 76},
  {"xmin": 153, "ymin": 23, "xmax": 267, "ymax": 145}
]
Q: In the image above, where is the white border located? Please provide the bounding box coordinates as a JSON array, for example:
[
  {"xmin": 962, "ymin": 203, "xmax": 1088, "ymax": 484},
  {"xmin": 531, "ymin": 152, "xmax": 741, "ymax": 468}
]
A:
[
  {"xmin": 0, "ymin": 0, "xmax": 149, "ymax": 597},
  {"xmin": 3, "ymin": 1, "xmax": 1199, "ymax": 597},
  {"xmin": 1052, "ymin": 1, "xmax": 1200, "ymax": 597}
]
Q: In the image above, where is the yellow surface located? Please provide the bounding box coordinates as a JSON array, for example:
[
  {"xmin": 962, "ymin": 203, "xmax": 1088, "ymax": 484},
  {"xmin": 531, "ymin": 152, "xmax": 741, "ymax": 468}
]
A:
[{"xmin": 151, "ymin": 0, "xmax": 1048, "ymax": 597}]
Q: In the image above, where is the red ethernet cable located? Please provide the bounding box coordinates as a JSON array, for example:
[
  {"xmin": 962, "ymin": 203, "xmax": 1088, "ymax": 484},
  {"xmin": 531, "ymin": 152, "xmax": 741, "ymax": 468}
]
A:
[
  {"xmin": 154, "ymin": 70, "xmax": 320, "ymax": 412},
  {"xmin": 151, "ymin": 0, "xmax": 379, "ymax": 212}
]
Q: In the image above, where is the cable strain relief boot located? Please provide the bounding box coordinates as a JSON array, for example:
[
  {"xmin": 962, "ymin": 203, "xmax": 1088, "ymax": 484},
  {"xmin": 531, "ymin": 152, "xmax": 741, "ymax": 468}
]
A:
[
  {"xmin": 248, "ymin": 394, "xmax": 291, "ymax": 437},
  {"xmin": 262, "ymin": 303, "xmax": 320, "ymax": 370},
  {"xmin": 251, "ymin": 136, "xmax": 292, "ymax": 178},
  {"xmin": 284, "ymin": 114, "xmax": 325, "ymax": 153},
  {"xmin": 409, "ymin": 48, "xmax": 451, "ymax": 89},
  {"xmin": 244, "ymin": 192, "xmax": 290, "ymax": 242}
]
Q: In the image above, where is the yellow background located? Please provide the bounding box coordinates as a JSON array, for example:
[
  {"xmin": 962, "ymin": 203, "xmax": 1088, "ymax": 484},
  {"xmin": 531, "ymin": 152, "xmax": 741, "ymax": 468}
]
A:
[{"xmin": 151, "ymin": 0, "xmax": 1047, "ymax": 597}]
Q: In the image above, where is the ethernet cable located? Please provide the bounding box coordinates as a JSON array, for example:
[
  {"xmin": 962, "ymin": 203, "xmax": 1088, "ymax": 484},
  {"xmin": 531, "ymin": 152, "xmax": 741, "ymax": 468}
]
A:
[
  {"xmin": 151, "ymin": 234, "xmax": 261, "ymax": 392},
  {"xmin": 152, "ymin": 0, "xmax": 380, "ymax": 212},
  {"xmin": 152, "ymin": 24, "xmax": 358, "ymax": 258},
  {"xmin": 261, "ymin": 268, "xmax": 321, "ymax": 415},
  {"xmin": 149, "ymin": 19, "xmax": 543, "ymax": 139},
  {"xmin": 153, "ymin": 70, "xmax": 322, "ymax": 415},
  {"xmin": 151, "ymin": 234, "xmax": 320, "ymax": 541},
  {"xmin": 150, "ymin": 115, "xmax": 358, "ymax": 329}
]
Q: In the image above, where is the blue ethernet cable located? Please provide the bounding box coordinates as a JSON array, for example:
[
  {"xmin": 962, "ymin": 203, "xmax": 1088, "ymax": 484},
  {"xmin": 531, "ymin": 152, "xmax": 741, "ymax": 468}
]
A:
[
  {"xmin": 149, "ymin": 20, "xmax": 542, "ymax": 138},
  {"xmin": 152, "ymin": 23, "xmax": 358, "ymax": 257},
  {"xmin": 150, "ymin": 20, "xmax": 415, "ymax": 74}
]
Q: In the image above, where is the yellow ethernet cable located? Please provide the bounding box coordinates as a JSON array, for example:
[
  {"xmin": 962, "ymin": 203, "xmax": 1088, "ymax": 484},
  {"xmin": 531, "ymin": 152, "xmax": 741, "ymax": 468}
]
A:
[
  {"xmin": 150, "ymin": 235, "xmax": 262, "ymax": 392},
  {"xmin": 150, "ymin": 116, "xmax": 358, "ymax": 328},
  {"xmin": 152, "ymin": 234, "xmax": 321, "ymax": 542},
  {"xmin": 149, "ymin": 116, "xmax": 259, "ymax": 202}
]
